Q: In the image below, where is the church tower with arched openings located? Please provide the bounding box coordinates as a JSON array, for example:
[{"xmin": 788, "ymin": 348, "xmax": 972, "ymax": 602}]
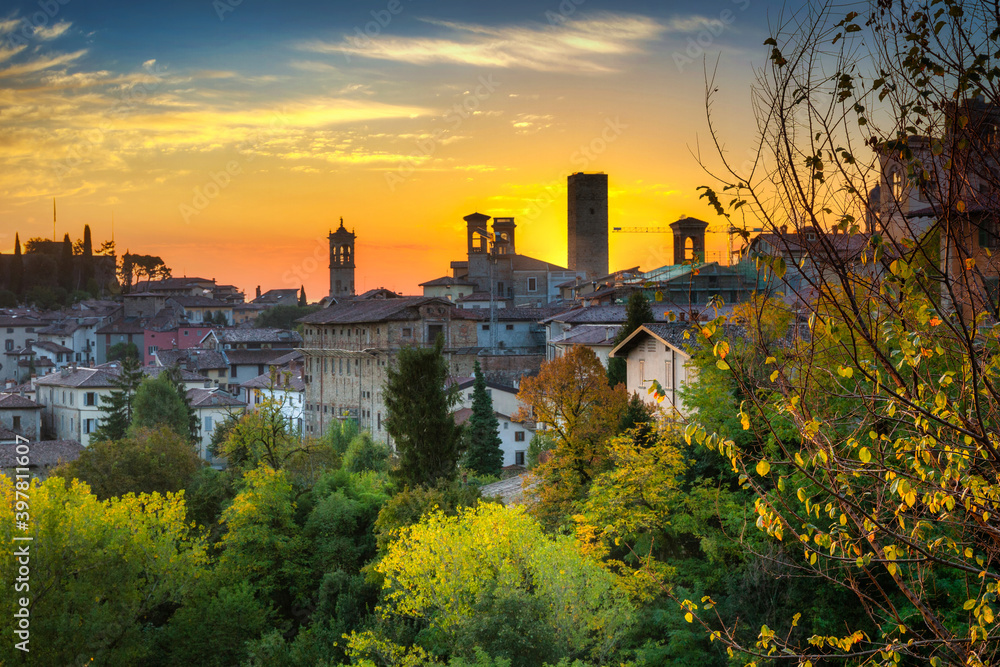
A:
[
  {"xmin": 329, "ymin": 218, "xmax": 356, "ymax": 298},
  {"xmin": 669, "ymin": 216, "xmax": 708, "ymax": 265}
]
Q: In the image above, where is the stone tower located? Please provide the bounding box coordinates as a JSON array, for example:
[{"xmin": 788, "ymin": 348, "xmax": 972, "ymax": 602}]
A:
[
  {"xmin": 669, "ymin": 216, "xmax": 709, "ymax": 265},
  {"xmin": 465, "ymin": 211, "xmax": 492, "ymax": 291},
  {"xmin": 329, "ymin": 218, "xmax": 356, "ymax": 298},
  {"xmin": 492, "ymin": 217, "xmax": 516, "ymax": 256},
  {"xmin": 567, "ymin": 172, "xmax": 609, "ymax": 279}
]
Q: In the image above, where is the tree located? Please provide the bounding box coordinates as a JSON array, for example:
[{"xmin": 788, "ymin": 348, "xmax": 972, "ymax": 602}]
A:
[
  {"xmin": 119, "ymin": 251, "xmax": 170, "ymax": 294},
  {"xmin": 163, "ymin": 364, "xmax": 199, "ymax": 441},
  {"xmin": 298, "ymin": 284, "xmax": 307, "ymax": 307},
  {"xmin": 93, "ymin": 354, "xmax": 144, "ymax": 441},
  {"xmin": 372, "ymin": 503, "xmax": 634, "ymax": 665},
  {"xmin": 384, "ymin": 337, "xmax": 464, "ymax": 488},
  {"xmin": 682, "ymin": 1, "xmax": 1000, "ymax": 663},
  {"xmin": 82, "ymin": 223, "xmax": 93, "ymax": 256},
  {"xmin": 607, "ymin": 291, "xmax": 655, "ymax": 387},
  {"xmin": 516, "ymin": 346, "xmax": 628, "ymax": 526},
  {"xmin": 256, "ymin": 304, "xmax": 320, "ymax": 330},
  {"xmin": 54, "ymin": 425, "xmax": 203, "ymax": 500},
  {"xmin": 342, "ymin": 431, "xmax": 391, "ymax": 473},
  {"xmin": 0, "ymin": 476, "xmax": 207, "ymax": 665},
  {"xmin": 463, "ymin": 361, "xmax": 504, "ymax": 477},
  {"xmin": 217, "ymin": 398, "xmax": 328, "ymax": 475},
  {"xmin": 107, "ymin": 340, "xmax": 140, "ymax": 362},
  {"xmin": 131, "ymin": 373, "xmax": 192, "ymax": 439},
  {"xmin": 11, "ymin": 233, "xmax": 22, "ymax": 295},
  {"xmin": 59, "ymin": 232, "xmax": 74, "ymax": 291}
]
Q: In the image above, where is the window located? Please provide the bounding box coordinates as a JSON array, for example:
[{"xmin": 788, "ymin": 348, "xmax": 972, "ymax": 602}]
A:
[
  {"xmin": 506, "ymin": 324, "xmax": 514, "ymax": 330},
  {"xmin": 4, "ymin": 340, "xmax": 11, "ymax": 351},
  {"xmin": 230, "ymin": 364, "xmax": 237, "ymax": 378},
  {"xmin": 515, "ymin": 451, "xmax": 525, "ymax": 466},
  {"xmin": 85, "ymin": 392, "xmax": 96, "ymax": 406},
  {"xmin": 204, "ymin": 415, "xmax": 213, "ymax": 433},
  {"xmin": 639, "ymin": 360, "xmax": 645, "ymax": 383},
  {"xmin": 527, "ymin": 277, "xmax": 537, "ymax": 292},
  {"xmin": 664, "ymin": 359, "xmax": 673, "ymax": 389},
  {"xmin": 482, "ymin": 324, "xmax": 490, "ymax": 331},
  {"xmin": 979, "ymin": 221, "xmax": 998, "ymax": 249},
  {"xmin": 5, "ymin": 328, "xmax": 11, "ymax": 333},
  {"xmin": 149, "ymin": 345, "xmax": 158, "ymax": 355},
  {"xmin": 84, "ymin": 419, "xmax": 95, "ymax": 434},
  {"xmin": 402, "ymin": 327, "xmax": 412, "ymax": 338},
  {"xmin": 12, "ymin": 416, "xmax": 21, "ymax": 431},
  {"xmin": 645, "ymin": 340, "xmax": 656, "ymax": 352},
  {"xmin": 503, "ymin": 421, "xmax": 508, "ymax": 430},
  {"xmin": 427, "ymin": 324, "xmax": 444, "ymax": 343},
  {"xmin": 515, "ymin": 431, "xmax": 525, "ymax": 442},
  {"xmin": 70, "ymin": 392, "xmax": 74, "ymax": 406}
]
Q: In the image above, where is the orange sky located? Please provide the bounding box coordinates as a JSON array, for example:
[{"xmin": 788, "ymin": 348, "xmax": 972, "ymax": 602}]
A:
[{"xmin": 0, "ymin": 1, "xmax": 774, "ymax": 298}]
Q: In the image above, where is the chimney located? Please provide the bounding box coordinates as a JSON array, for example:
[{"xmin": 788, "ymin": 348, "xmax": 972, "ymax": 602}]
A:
[{"xmin": 780, "ymin": 224, "xmax": 788, "ymax": 234}]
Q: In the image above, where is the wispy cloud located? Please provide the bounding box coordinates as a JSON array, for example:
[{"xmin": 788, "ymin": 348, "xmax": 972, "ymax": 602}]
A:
[
  {"xmin": 34, "ymin": 21, "xmax": 71, "ymax": 40},
  {"xmin": 300, "ymin": 13, "xmax": 664, "ymax": 73},
  {"xmin": 0, "ymin": 49, "xmax": 87, "ymax": 79}
]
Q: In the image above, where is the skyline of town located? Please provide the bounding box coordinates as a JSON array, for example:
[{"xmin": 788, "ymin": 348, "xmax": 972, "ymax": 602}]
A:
[{"xmin": 0, "ymin": 0, "xmax": 779, "ymax": 296}]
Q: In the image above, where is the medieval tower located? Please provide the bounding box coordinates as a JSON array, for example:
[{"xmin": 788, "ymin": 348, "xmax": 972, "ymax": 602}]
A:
[
  {"xmin": 668, "ymin": 216, "xmax": 708, "ymax": 265},
  {"xmin": 567, "ymin": 172, "xmax": 609, "ymax": 279},
  {"xmin": 329, "ymin": 219, "xmax": 356, "ymax": 297}
]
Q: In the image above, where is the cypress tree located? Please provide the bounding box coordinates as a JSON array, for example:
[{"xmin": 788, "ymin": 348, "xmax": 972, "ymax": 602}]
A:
[
  {"xmin": 59, "ymin": 233, "xmax": 74, "ymax": 292},
  {"xmin": 93, "ymin": 355, "xmax": 145, "ymax": 441},
  {"xmin": 607, "ymin": 291, "xmax": 655, "ymax": 387},
  {"xmin": 298, "ymin": 285, "xmax": 307, "ymax": 307},
  {"xmin": 384, "ymin": 337, "xmax": 463, "ymax": 487},
  {"xmin": 11, "ymin": 233, "xmax": 22, "ymax": 296},
  {"xmin": 82, "ymin": 224, "xmax": 93, "ymax": 256},
  {"xmin": 463, "ymin": 361, "xmax": 504, "ymax": 476}
]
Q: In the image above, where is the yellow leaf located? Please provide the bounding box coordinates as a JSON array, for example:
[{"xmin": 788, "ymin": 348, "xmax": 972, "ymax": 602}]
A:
[
  {"xmin": 859, "ymin": 447, "xmax": 871, "ymax": 463},
  {"xmin": 957, "ymin": 200, "xmax": 966, "ymax": 213},
  {"xmin": 685, "ymin": 612, "xmax": 694, "ymax": 623},
  {"xmin": 756, "ymin": 460, "xmax": 771, "ymax": 476}
]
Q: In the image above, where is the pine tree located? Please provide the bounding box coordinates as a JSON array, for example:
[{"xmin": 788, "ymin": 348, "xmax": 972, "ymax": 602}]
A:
[
  {"xmin": 384, "ymin": 337, "xmax": 463, "ymax": 488},
  {"xmin": 298, "ymin": 285, "xmax": 307, "ymax": 307},
  {"xmin": 607, "ymin": 291, "xmax": 655, "ymax": 387},
  {"xmin": 11, "ymin": 233, "xmax": 22, "ymax": 295},
  {"xmin": 463, "ymin": 361, "xmax": 504, "ymax": 476},
  {"xmin": 93, "ymin": 355, "xmax": 144, "ymax": 441}
]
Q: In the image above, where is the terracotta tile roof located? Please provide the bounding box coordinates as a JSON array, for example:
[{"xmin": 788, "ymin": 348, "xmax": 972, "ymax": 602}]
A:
[
  {"xmin": 0, "ymin": 394, "xmax": 40, "ymax": 409},
  {"xmin": 0, "ymin": 439, "xmax": 83, "ymax": 468},
  {"xmin": 241, "ymin": 371, "xmax": 305, "ymax": 392},
  {"xmin": 224, "ymin": 349, "xmax": 292, "ymax": 365},
  {"xmin": 155, "ymin": 349, "xmax": 227, "ymax": 371},
  {"xmin": 186, "ymin": 388, "xmax": 246, "ymax": 408},
  {"xmin": 550, "ymin": 325, "xmax": 621, "ymax": 346},
  {"xmin": 35, "ymin": 366, "xmax": 119, "ymax": 388},
  {"xmin": 168, "ymin": 296, "xmax": 231, "ymax": 309},
  {"xmin": 297, "ymin": 296, "xmax": 454, "ymax": 325},
  {"xmin": 215, "ymin": 328, "xmax": 302, "ymax": 345},
  {"xmin": 96, "ymin": 318, "xmax": 146, "ymax": 335},
  {"xmin": 419, "ymin": 276, "xmax": 478, "ymax": 287}
]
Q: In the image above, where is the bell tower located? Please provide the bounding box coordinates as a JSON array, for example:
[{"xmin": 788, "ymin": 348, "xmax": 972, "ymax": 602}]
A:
[{"xmin": 329, "ymin": 218, "xmax": 356, "ymax": 297}]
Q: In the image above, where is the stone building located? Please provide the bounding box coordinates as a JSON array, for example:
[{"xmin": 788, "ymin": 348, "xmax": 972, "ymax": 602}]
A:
[
  {"xmin": 329, "ymin": 219, "xmax": 356, "ymax": 298},
  {"xmin": 298, "ymin": 295, "xmax": 478, "ymax": 441}
]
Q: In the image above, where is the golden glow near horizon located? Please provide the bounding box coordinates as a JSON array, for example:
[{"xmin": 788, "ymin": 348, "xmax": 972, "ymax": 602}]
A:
[{"xmin": 0, "ymin": 2, "xmax": 772, "ymax": 298}]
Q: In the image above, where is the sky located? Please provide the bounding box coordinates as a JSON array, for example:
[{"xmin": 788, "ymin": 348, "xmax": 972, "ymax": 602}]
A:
[{"xmin": 0, "ymin": 0, "xmax": 790, "ymax": 297}]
